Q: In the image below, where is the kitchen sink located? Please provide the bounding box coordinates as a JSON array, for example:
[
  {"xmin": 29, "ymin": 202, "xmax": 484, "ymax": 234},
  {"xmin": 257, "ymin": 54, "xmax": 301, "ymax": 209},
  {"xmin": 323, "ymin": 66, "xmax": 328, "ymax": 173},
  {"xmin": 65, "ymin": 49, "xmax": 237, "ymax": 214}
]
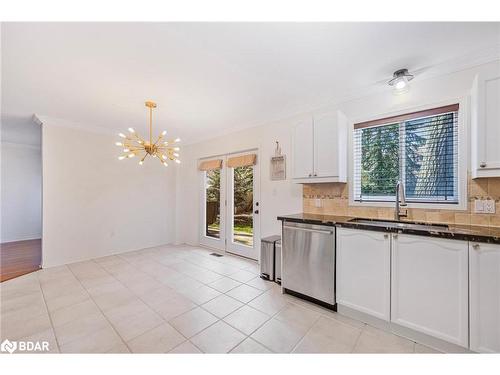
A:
[{"xmin": 347, "ymin": 218, "xmax": 449, "ymax": 231}]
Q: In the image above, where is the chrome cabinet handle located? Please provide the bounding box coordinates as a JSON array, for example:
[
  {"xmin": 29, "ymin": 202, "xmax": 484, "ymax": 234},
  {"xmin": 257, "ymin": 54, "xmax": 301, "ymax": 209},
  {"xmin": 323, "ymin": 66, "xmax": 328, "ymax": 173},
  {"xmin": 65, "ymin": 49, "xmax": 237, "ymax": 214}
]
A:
[
  {"xmin": 308, "ymin": 173, "xmax": 312, "ymax": 177},
  {"xmin": 480, "ymin": 162, "xmax": 487, "ymax": 168},
  {"xmin": 472, "ymin": 243, "xmax": 480, "ymax": 250}
]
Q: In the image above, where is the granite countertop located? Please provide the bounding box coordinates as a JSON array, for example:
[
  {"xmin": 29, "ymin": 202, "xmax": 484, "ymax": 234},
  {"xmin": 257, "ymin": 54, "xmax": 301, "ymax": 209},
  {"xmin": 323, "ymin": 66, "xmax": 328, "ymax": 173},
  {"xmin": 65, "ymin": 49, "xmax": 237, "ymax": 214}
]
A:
[{"xmin": 277, "ymin": 213, "xmax": 500, "ymax": 245}]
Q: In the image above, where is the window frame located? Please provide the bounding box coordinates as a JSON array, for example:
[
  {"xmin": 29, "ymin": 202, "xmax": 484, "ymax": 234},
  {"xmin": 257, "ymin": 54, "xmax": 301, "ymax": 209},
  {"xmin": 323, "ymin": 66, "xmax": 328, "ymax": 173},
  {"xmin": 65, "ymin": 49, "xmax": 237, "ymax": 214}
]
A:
[{"xmin": 348, "ymin": 98, "xmax": 468, "ymax": 211}]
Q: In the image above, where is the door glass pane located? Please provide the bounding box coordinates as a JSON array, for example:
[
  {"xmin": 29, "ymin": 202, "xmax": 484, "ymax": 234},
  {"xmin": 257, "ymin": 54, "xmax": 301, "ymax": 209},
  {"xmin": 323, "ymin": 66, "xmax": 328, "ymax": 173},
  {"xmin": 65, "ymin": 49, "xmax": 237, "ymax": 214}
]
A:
[
  {"xmin": 232, "ymin": 166, "xmax": 253, "ymax": 247},
  {"xmin": 205, "ymin": 169, "xmax": 220, "ymax": 238}
]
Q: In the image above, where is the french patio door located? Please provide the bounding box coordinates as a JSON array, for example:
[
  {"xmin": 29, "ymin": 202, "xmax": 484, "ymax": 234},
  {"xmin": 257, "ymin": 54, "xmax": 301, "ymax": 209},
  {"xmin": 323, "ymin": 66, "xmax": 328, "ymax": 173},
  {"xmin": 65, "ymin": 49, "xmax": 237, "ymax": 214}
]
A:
[{"xmin": 199, "ymin": 151, "xmax": 260, "ymax": 260}]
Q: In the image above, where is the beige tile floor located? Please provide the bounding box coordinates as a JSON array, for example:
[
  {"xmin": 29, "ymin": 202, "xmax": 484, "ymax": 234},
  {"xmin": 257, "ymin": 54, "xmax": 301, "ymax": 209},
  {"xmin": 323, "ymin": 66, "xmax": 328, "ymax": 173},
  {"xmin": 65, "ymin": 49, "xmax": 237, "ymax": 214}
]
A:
[{"xmin": 0, "ymin": 244, "xmax": 441, "ymax": 354}]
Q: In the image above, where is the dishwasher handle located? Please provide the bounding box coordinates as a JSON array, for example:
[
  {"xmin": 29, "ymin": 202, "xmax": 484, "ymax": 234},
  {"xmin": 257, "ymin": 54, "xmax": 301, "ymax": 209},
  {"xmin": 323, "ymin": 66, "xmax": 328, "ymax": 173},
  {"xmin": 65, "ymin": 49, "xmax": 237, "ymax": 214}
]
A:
[{"xmin": 283, "ymin": 225, "xmax": 333, "ymax": 235}]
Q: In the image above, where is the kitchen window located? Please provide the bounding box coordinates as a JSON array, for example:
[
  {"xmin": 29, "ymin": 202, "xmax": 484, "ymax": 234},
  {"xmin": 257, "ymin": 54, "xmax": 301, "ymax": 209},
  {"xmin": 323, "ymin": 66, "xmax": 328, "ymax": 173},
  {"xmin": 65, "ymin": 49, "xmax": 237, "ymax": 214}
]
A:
[{"xmin": 353, "ymin": 104, "xmax": 460, "ymax": 204}]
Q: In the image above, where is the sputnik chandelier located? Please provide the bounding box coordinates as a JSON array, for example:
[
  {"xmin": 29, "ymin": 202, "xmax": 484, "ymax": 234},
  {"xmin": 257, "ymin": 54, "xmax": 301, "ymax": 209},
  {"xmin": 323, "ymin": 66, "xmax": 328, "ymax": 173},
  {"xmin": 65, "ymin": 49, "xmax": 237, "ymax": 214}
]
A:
[{"xmin": 116, "ymin": 101, "xmax": 181, "ymax": 166}]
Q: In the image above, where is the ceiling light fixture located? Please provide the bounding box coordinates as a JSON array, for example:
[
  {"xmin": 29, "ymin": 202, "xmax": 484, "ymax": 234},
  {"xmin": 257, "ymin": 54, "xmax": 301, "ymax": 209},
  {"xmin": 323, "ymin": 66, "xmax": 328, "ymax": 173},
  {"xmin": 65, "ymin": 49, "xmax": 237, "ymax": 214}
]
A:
[
  {"xmin": 388, "ymin": 68, "xmax": 414, "ymax": 93},
  {"xmin": 116, "ymin": 101, "xmax": 181, "ymax": 166}
]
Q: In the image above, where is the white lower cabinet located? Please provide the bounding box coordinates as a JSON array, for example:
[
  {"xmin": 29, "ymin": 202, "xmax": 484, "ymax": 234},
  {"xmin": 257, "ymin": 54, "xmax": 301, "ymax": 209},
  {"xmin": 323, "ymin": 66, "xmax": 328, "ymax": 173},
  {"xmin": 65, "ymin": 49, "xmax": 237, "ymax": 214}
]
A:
[
  {"xmin": 336, "ymin": 228, "xmax": 391, "ymax": 321},
  {"xmin": 391, "ymin": 234, "xmax": 469, "ymax": 347},
  {"xmin": 469, "ymin": 242, "xmax": 500, "ymax": 353}
]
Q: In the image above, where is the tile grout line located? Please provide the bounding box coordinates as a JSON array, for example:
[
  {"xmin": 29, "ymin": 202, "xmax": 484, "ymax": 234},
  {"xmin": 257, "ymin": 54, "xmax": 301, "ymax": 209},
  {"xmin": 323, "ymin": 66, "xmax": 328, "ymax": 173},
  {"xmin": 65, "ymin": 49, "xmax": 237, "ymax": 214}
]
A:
[
  {"xmin": 66, "ymin": 260, "xmax": 135, "ymax": 353},
  {"xmin": 35, "ymin": 272, "xmax": 62, "ymax": 353},
  {"xmin": 349, "ymin": 327, "xmax": 365, "ymax": 353},
  {"xmin": 288, "ymin": 312, "xmax": 323, "ymax": 353},
  {"xmin": 98, "ymin": 255, "xmax": 200, "ymax": 346},
  {"xmin": 92, "ymin": 256, "xmax": 203, "ymax": 345}
]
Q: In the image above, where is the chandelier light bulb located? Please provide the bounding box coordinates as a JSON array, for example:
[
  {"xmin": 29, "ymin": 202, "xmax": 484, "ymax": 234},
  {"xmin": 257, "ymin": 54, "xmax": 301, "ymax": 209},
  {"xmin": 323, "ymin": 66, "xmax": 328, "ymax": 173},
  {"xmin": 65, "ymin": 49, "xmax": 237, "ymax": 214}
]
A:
[
  {"xmin": 118, "ymin": 156, "xmax": 126, "ymax": 160},
  {"xmin": 163, "ymin": 162, "xmax": 168, "ymax": 167},
  {"xmin": 128, "ymin": 127, "xmax": 135, "ymax": 133},
  {"xmin": 115, "ymin": 142, "xmax": 123, "ymax": 146},
  {"xmin": 123, "ymin": 149, "xmax": 130, "ymax": 152},
  {"xmin": 139, "ymin": 161, "xmax": 143, "ymax": 165},
  {"xmin": 173, "ymin": 153, "xmax": 179, "ymax": 157},
  {"xmin": 128, "ymin": 153, "xmax": 135, "ymax": 158},
  {"xmin": 161, "ymin": 130, "xmax": 167, "ymax": 136},
  {"xmin": 173, "ymin": 147, "xmax": 180, "ymax": 151},
  {"xmin": 118, "ymin": 133, "xmax": 126, "ymax": 138},
  {"xmin": 175, "ymin": 159, "xmax": 181, "ymax": 164},
  {"xmin": 174, "ymin": 138, "xmax": 181, "ymax": 143}
]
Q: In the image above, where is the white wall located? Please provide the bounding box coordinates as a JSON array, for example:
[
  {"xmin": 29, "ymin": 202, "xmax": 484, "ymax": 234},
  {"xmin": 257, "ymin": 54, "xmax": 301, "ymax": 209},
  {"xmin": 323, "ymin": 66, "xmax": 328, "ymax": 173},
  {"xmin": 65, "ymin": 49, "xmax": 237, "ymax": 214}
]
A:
[
  {"xmin": 176, "ymin": 60, "xmax": 500, "ymax": 248},
  {"xmin": 41, "ymin": 120, "xmax": 177, "ymax": 267},
  {"xmin": 1, "ymin": 142, "xmax": 42, "ymax": 242}
]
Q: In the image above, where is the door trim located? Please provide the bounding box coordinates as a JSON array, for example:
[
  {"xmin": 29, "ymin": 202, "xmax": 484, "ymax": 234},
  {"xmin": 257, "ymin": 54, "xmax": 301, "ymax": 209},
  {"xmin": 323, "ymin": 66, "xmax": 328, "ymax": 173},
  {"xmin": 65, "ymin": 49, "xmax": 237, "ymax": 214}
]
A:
[
  {"xmin": 225, "ymin": 149, "xmax": 260, "ymax": 261},
  {"xmin": 198, "ymin": 149, "xmax": 260, "ymax": 260},
  {"xmin": 199, "ymin": 156, "xmax": 227, "ymax": 251}
]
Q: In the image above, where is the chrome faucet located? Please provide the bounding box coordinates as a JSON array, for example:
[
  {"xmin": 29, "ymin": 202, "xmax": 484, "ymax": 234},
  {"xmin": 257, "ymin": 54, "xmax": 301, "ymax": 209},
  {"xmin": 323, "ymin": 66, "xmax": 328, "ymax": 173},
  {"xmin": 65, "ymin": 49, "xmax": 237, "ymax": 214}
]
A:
[{"xmin": 395, "ymin": 180, "xmax": 408, "ymax": 221}]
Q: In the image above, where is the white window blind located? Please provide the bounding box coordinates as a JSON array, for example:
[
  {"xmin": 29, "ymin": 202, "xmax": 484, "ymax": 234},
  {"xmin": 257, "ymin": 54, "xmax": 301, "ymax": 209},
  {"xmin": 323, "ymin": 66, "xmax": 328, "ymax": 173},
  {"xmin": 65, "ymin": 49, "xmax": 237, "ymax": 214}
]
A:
[{"xmin": 353, "ymin": 104, "xmax": 459, "ymax": 204}]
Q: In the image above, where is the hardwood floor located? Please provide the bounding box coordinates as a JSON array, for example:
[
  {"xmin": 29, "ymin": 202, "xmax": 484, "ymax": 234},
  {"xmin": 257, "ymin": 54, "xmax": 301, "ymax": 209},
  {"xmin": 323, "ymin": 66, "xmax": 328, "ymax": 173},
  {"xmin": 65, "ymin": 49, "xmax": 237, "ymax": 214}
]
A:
[{"xmin": 0, "ymin": 239, "xmax": 42, "ymax": 282}]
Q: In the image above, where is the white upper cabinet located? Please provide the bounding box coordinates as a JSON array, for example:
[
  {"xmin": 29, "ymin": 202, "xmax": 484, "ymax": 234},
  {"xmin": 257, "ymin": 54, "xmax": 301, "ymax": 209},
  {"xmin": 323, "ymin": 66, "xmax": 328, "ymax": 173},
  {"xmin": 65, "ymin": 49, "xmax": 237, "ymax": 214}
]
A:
[
  {"xmin": 336, "ymin": 228, "xmax": 391, "ymax": 321},
  {"xmin": 292, "ymin": 111, "xmax": 347, "ymax": 183},
  {"xmin": 469, "ymin": 242, "xmax": 500, "ymax": 353},
  {"xmin": 391, "ymin": 234, "xmax": 469, "ymax": 348},
  {"xmin": 314, "ymin": 113, "xmax": 339, "ymax": 178},
  {"xmin": 471, "ymin": 62, "xmax": 500, "ymax": 178}
]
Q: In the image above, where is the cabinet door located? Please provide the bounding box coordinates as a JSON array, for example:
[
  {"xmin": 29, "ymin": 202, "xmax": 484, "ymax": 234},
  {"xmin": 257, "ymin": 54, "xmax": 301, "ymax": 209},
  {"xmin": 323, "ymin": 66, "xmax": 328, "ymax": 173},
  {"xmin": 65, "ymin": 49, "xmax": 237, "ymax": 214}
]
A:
[
  {"xmin": 292, "ymin": 119, "xmax": 314, "ymax": 179},
  {"xmin": 472, "ymin": 63, "xmax": 500, "ymax": 177},
  {"xmin": 336, "ymin": 228, "xmax": 391, "ymax": 321},
  {"xmin": 469, "ymin": 242, "xmax": 500, "ymax": 353},
  {"xmin": 391, "ymin": 234, "xmax": 469, "ymax": 347},
  {"xmin": 313, "ymin": 114, "xmax": 338, "ymax": 178}
]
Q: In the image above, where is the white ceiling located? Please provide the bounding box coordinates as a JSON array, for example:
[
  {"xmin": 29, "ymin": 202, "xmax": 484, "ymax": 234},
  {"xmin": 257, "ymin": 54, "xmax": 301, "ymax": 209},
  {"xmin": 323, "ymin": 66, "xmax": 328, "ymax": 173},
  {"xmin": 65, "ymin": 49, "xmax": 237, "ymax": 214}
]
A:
[{"xmin": 2, "ymin": 22, "xmax": 499, "ymax": 144}]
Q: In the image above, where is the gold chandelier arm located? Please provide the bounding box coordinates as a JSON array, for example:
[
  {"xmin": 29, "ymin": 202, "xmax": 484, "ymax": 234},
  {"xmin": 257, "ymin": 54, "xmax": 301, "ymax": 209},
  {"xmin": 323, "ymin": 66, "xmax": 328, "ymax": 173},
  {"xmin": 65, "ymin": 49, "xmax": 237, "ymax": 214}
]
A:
[
  {"xmin": 129, "ymin": 131, "xmax": 145, "ymax": 145},
  {"xmin": 153, "ymin": 134, "xmax": 164, "ymax": 147}
]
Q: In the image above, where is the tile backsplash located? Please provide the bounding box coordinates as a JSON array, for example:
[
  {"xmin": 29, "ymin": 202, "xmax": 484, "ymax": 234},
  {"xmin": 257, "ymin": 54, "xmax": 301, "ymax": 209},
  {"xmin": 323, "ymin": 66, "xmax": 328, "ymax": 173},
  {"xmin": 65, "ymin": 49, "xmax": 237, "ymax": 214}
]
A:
[{"xmin": 303, "ymin": 174, "xmax": 500, "ymax": 227}]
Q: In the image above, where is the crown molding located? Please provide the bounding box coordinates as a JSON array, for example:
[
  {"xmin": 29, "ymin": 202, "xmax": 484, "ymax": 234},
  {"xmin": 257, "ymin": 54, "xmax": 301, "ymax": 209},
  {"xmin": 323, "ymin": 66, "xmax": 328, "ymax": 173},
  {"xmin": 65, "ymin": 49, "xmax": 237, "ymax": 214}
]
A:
[{"xmin": 33, "ymin": 114, "xmax": 117, "ymax": 136}]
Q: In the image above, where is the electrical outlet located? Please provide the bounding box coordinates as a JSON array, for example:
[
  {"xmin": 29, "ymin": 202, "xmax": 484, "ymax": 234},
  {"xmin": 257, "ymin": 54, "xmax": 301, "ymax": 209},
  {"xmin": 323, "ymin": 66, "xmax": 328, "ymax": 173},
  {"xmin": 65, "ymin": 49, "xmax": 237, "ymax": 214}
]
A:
[
  {"xmin": 315, "ymin": 199, "xmax": 323, "ymax": 208},
  {"xmin": 474, "ymin": 199, "xmax": 484, "ymax": 213},
  {"xmin": 484, "ymin": 199, "xmax": 496, "ymax": 214}
]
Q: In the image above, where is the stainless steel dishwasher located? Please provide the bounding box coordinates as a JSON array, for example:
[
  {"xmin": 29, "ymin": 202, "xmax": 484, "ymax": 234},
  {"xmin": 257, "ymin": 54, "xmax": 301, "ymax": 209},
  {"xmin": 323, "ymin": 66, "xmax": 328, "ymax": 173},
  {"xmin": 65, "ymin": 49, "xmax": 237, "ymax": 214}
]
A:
[{"xmin": 282, "ymin": 221, "xmax": 335, "ymax": 308}]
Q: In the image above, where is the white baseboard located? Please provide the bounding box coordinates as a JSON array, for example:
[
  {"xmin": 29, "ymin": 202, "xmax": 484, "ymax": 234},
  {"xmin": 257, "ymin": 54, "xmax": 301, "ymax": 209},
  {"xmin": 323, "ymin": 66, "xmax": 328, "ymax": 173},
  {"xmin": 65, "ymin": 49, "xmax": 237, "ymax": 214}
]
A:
[{"xmin": 1, "ymin": 235, "xmax": 42, "ymax": 244}]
